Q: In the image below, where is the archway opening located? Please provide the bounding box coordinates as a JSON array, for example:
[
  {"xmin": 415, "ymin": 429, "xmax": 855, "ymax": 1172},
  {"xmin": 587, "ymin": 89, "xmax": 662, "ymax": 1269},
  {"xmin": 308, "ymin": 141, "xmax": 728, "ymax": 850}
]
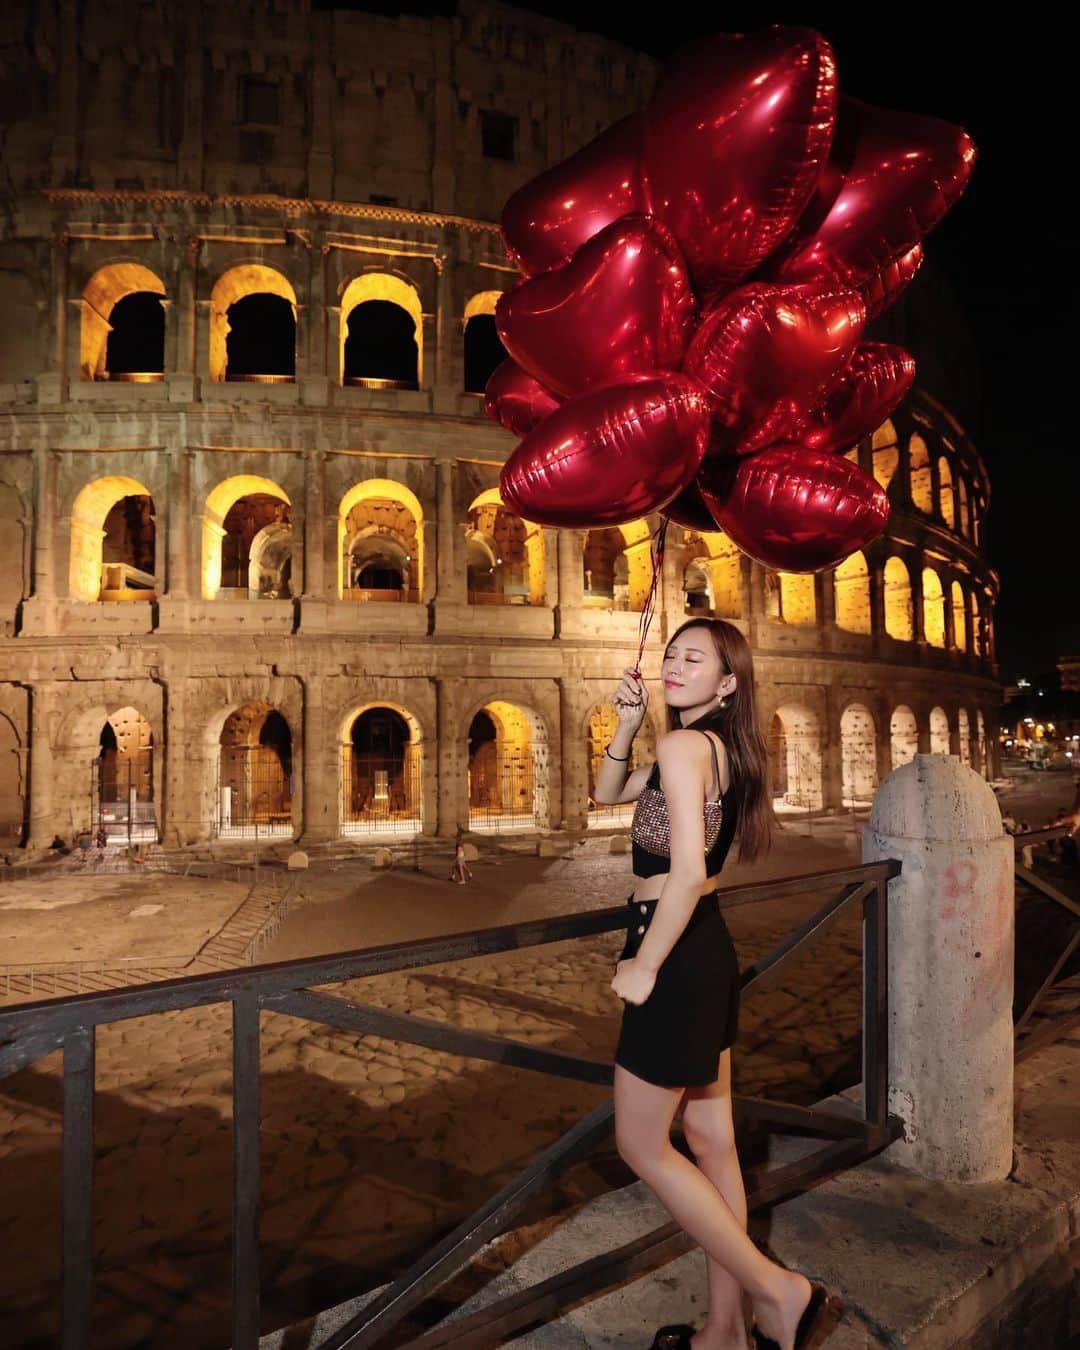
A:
[
  {"xmin": 341, "ymin": 705, "xmax": 422, "ymax": 835},
  {"xmin": 951, "ymin": 580, "xmax": 967, "ymax": 652},
  {"xmin": 209, "ymin": 265, "xmax": 297, "ymax": 383},
  {"xmin": 202, "ymin": 476, "xmax": 291, "ymax": 599},
  {"xmin": 468, "ymin": 701, "xmax": 548, "ymax": 831},
  {"xmin": 929, "ymin": 706, "xmax": 950, "ymax": 756},
  {"xmin": 338, "ymin": 480, "xmax": 424, "ymax": 602},
  {"xmin": 976, "ymin": 710, "xmax": 988, "ymax": 776},
  {"xmin": 890, "ymin": 705, "xmax": 918, "ymax": 770},
  {"xmin": 909, "ymin": 435, "xmax": 932, "ymax": 512},
  {"xmin": 958, "ymin": 707, "xmax": 972, "ymax": 767},
  {"xmin": 466, "ymin": 490, "xmax": 544, "ymax": 605},
  {"xmin": 217, "ymin": 703, "xmax": 293, "ymax": 837},
  {"xmin": 922, "ymin": 567, "xmax": 945, "ymax": 648},
  {"xmin": 834, "ymin": 551, "xmax": 871, "ymax": 634},
  {"xmin": 70, "ymin": 476, "xmax": 156, "ymax": 602},
  {"xmin": 583, "ymin": 523, "xmax": 651, "ymax": 612},
  {"xmin": 871, "ymin": 421, "xmax": 899, "ymax": 494},
  {"xmin": 586, "ymin": 704, "xmax": 656, "ymax": 827},
  {"xmin": 971, "ymin": 592, "xmax": 982, "ymax": 657},
  {"xmin": 883, "ymin": 556, "xmax": 913, "ymax": 641},
  {"xmin": 80, "ymin": 263, "xmax": 166, "ymax": 382},
  {"xmin": 938, "ymin": 457, "xmax": 955, "ymax": 528},
  {"xmin": 96, "ymin": 707, "xmax": 155, "ymax": 842},
  {"xmin": 765, "ymin": 571, "xmax": 816, "ymax": 625},
  {"xmin": 0, "ymin": 713, "xmax": 25, "ymax": 848},
  {"xmin": 344, "ymin": 301, "xmax": 419, "ymax": 388},
  {"xmin": 768, "ymin": 706, "xmax": 823, "ymax": 812},
  {"xmin": 958, "ymin": 478, "xmax": 971, "ymax": 538},
  {"xmin": 464, "ymin": 315, "xmax": 507, "ymax": 394},
  {"xmin": 840, "ymin": 703, "xmax": 877, "ymax": 806}
]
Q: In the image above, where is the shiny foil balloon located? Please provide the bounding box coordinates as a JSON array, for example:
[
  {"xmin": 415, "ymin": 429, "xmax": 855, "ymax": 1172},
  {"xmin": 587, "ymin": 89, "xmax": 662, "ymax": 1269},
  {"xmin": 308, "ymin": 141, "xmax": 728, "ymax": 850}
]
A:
[
  {"xmin": 801, "ymin": 343, "xmax": 916, "ymax": 454},
  {"xmin": 860, "ymin": 244, "xmax": 923, "ymax": 323},
  {"xmin": 699, "ymin": 442, "xmax": 889, "ymax": 572},
  {"xmin": 483, "ymin": 358, "xmax": 562, "ymax": 437},
  {"xmin": 495, "ymin": 214, "xmax": 696, "ymax": 399},
  {"xmin": 763, "ymin": 95, "xmax": 976, "ymax": 298},
  {"xmin": 642, "ymin": 26, "xmax": 837, "ymax": 301},
  {"xmin": 683, "ymin": 282, "xmax": 865, "ymax": 458},
  {"xmin": 499, "ymin": 372, "xmax": 711, "ymax": 528},
  {"xmin": 501, "ymin": 114, "xmax": 643, "ymax": 278},
  {"xmin": 663, "ymin": 480, "xmax": 723, "ymax": 533}
]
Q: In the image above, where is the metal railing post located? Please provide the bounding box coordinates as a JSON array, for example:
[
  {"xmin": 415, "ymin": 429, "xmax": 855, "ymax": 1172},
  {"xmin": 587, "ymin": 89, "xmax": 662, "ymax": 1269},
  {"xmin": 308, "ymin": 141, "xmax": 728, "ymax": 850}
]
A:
[
  {"xmin": 232, "ymin": 993, "xmax": 261, "ymax": 1349},
  {"xmin": 62, "ymin": 1026, "xmax": 96, "ymax": 1350},
  {"xmin": 863, "ymin": 875, "xmax": 889, "ymax": 1131}
]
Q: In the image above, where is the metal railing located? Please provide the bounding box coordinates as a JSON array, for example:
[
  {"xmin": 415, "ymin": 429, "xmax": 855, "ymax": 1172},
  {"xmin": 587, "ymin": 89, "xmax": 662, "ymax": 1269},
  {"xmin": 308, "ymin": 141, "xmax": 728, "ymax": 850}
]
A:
[
  {"xmin": 1012, "ymin": 823, "xmax": 1079, "ymax": 1059},
  {"xmin": 0, "ymin": 859, "xmax": 902, "ymax": 1349}
]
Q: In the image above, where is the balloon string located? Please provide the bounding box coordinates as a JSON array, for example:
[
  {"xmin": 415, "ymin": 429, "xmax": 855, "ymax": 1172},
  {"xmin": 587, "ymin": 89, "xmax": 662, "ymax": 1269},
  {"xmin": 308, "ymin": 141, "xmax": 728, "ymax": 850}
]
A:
[{"xmin": 633, "ymin": 517, "xmax": 669, "ymax": 674}]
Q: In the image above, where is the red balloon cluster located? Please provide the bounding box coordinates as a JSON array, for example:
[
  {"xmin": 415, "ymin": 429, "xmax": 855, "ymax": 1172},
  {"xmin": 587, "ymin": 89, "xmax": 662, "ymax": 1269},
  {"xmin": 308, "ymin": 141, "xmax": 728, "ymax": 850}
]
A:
[{"xmin": 485, "ymin": 26, "xmax": 975, "ymax": 573}]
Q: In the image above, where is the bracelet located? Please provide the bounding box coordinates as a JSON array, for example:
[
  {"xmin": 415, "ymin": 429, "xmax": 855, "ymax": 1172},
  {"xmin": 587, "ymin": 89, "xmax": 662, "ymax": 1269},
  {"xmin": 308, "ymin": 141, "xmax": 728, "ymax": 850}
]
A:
[{"xmin": 605, "ymin": 747, "xmax": 631, "ymax": 762}]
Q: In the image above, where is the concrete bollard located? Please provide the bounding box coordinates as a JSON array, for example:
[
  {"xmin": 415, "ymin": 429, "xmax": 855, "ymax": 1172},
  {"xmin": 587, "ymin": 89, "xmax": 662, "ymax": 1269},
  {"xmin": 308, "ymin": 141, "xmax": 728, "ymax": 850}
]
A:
[{"xmin": 862, "ymin": 754, "xmax": 1014, "ymax": 1181}]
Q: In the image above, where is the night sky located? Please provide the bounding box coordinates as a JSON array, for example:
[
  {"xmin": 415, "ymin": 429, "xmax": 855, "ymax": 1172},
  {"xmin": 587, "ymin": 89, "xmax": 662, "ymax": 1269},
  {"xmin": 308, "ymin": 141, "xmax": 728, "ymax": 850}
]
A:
[{"xmin": 337, "ymin": 3, "xmax": 1075, "ymax": 677}]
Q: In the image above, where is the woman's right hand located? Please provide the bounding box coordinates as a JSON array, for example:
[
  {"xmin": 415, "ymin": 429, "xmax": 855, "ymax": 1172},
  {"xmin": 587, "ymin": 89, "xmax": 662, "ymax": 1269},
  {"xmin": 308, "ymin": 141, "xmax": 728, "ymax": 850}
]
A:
[{"xmin": 612, "ymin": 668, "xmax": 648, "ymax": 731}]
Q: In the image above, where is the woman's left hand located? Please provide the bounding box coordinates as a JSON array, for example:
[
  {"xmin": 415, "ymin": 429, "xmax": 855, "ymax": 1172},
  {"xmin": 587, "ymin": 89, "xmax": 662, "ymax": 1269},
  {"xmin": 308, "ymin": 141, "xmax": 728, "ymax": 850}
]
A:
[{"xmin": 611, "ymin": 958, "xmax": 656, "ymax": 1006}]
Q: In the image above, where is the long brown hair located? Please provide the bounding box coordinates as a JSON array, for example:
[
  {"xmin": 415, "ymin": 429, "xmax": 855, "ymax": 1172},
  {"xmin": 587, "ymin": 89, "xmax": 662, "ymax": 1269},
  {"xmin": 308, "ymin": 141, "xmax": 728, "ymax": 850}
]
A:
[{"xmin": 665, "ymin": 618, "xmax": 771, "ymax": 863}]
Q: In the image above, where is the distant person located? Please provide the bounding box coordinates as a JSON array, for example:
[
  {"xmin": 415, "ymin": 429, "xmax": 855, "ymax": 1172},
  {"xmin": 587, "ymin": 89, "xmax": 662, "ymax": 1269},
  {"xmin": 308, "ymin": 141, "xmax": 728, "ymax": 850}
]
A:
[
  {"xmin": 449, "ymin": 829, "xmax": 472, "ymax": 885},
  {"xmin": 596, "ymin": 618, "xmax": 838, "ymax": 1350}
]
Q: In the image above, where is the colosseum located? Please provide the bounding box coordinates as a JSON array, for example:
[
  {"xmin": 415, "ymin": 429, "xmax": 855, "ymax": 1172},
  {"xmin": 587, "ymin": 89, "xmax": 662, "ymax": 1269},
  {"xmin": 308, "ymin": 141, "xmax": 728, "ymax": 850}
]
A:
[{"xmin": 0, "ymin": 0, "xmax": 1001, "ymax": 854}]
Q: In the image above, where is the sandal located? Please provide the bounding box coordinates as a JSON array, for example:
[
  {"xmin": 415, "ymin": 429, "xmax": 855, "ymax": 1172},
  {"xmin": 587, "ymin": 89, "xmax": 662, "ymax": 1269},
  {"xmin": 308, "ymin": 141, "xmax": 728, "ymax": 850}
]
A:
[
  {"xmin": 752, "ymin": 1281, "xmax": 842, "ymax": 1349},
  {"xmin": 651, "ymin": 1324, "xmax": 696, "ymax": 1349}
]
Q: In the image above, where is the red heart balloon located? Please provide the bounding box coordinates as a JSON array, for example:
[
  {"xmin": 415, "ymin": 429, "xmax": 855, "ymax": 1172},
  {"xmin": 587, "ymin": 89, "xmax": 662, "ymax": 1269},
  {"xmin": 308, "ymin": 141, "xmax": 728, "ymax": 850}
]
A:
[
  {"xmin": 499, "ymin": 373, "xmax": 711, "ymax": 528},
  {"xmin": 683, "ymin": 282, "xmax": 865, "ymax": 458},
  {"xmin": 699, "ymin": 442, "xmax": 889, "ymax": 572},
  {"xmin": 801, "ymin": 343, "xmax": 916, "ymax": 454},
  {"xmin": 495, "ymin": 215, "xmax": 696, "ymax": 400},
  {"xmin": 663, "ymin": 480, "xmax": 723, "ymax": 533},
  {"xmin": 859, "ymin": 243, "xmax": 923, "ymax": 323},
  {"xmin": 763, "ymin": 96, "xmax": 976, "ymax": 295},
  {"xmin": 642, "ymin": 27, "xmax": 837, "ymax": 301},
  {"xmin": 483, "ymin": 358, "xmax": 562, "ymax": 437},
  {"xmin": 501, "ymin": 114, "xmax": 644, "ymax": 278}
]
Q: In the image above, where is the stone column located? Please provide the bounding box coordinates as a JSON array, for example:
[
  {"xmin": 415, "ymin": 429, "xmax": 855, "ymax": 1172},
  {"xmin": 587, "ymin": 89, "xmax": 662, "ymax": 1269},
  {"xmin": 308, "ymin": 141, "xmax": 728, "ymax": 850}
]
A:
[
  {"xmin": 436, "ymin": 678, "xmax": 463, "ymax": 837},
  {"xmin": 819, "ymin": 571, "xmax": 836, "ymax": 629},
  {"xmin": 559, "ymin": 679, "xmax": 588, "ymax": 831},
  {"xmin": 26, "ymin": 686, "xmax": 58, "ymax": 850},
  {"xmin": 299, "ymin": 676, "xmax": 335, "ymax": 845},
  {"xmin": 555, "ymin": 528, "xmax": 584, "ymax": 612},
  {"xmin": 169, "ymin": 238, "xmax": 201, "ymax": 403},
  {"xmin": 436, "ymin": 459, "xmax": 465, "ymax": 604},
  {"xmin": 303, "ymin": 451, "xmax": 326, "ymax": 598},
  {"xmin": 868, "ymin": 558, "xmax": 886, "ymax": 642},
  {"xmin": 165, "ymin": 449, "xmax": 193, "ymax": 599},
  {"xmin": 862, "ymin": 755, "xmax": 1014, "ymax": 1180},
  {"xmin": 161, "ymin": 679, "xmax": 198, "ymax": 847}
]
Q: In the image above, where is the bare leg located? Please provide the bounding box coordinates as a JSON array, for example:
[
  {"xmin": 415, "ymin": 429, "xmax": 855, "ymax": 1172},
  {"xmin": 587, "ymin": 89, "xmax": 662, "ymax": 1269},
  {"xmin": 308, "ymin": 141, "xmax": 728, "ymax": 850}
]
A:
[
  {"xmin": 613, "ymin": 1064, "xmax": 811, "ymax": 1349},
  {"xmin": 679, "ymin": 1051, "xmax": 749, "ymax": 1349}
]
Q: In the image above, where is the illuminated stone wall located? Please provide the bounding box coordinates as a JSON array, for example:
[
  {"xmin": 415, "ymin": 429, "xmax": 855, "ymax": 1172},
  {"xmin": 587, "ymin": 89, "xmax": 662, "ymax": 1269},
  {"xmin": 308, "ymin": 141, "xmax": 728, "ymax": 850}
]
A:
[{"xmin": 0, "ymin": 0, "xmax": 1002, "ymax": 848}]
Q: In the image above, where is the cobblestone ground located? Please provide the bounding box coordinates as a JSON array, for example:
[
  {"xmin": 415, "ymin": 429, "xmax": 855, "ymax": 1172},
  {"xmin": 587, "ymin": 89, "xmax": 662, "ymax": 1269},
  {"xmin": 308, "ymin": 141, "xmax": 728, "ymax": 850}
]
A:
[{"xmin": 0, "ymin": 775, "xmax": 1066, "ymax": 1350}]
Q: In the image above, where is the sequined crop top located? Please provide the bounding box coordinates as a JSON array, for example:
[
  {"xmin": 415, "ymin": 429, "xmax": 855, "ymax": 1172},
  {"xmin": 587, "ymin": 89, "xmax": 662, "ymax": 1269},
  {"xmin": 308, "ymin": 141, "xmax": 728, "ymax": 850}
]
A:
[{"xmin": 630, "ymin": 730, "xmax": 738, "ymax": 880}]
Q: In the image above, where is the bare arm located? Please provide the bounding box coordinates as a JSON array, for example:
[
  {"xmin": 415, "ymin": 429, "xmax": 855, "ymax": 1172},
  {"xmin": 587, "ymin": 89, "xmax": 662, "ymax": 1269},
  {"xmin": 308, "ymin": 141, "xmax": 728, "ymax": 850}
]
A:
[
  {"xmin": 632, "ymin": 730, "xmax": 715, "ymax": 974},
  {"xmin": 593, "ymin": 667, "xmax": 651, "ymax": 804}
]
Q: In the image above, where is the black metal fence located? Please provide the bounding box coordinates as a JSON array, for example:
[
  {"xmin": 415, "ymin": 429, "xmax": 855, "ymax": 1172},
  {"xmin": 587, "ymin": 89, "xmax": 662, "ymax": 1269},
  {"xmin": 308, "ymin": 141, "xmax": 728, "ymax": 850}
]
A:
[
  {"xmin": 0, "ymin": 858, "xmax": 903, "ymax": 1349},
  {"xmin": 340, "ymin": 749, "xmax": 422, "ymax": 835}
]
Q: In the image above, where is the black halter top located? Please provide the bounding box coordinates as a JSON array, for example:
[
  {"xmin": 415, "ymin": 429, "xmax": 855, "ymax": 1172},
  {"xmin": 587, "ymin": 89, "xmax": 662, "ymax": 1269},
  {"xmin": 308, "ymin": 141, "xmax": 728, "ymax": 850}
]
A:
[{"xmin": 630, "ymin": 730, "xmax": 739, "ymax": 880}]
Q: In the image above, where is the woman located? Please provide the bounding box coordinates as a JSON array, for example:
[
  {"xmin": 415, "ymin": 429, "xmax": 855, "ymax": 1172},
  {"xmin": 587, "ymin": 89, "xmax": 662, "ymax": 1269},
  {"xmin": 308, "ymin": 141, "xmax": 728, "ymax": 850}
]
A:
[{"xmin": 594, "ymin": 618, "xmax": 836, "ymax": 1350}]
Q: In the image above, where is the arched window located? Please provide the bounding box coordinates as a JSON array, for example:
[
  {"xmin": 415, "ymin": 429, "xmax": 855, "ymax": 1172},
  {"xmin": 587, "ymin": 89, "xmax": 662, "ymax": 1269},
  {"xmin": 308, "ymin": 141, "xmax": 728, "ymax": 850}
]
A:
[
  {"xmin": 341, "ymin": 704, "xmax": 422, "ymax": 834},
  {"xmin": 683, "ymin": 558, "xmax": 713, "ymax": 614},
  {"xmin": 840, "ymin": 703, "xmax": 877, "ymax": 804},
  {"xmin": 80, "ymin": 263, "xmax": 167, "ymax": 382},
  {"xmin": 909, "ymin": 435, "xmax": 932, "ymax": 513},
  {"xmin": 468, "ymin": 700, "xmax": 549, "ymax": 831},
  {"xmin": 463, "ymin": 292, "xmax": 507, "ymax": 394},
  {"xmin": 957, "ymin": 708, "xmax": 972, "ymax": 766},
  {"xmin": 834, "ymin": 551, "xmax": 871, "ymax": 634},
  {"xmin": 768, "ymin": 705, "xmax": 823, "ymax": 811},
  {"xmin": 767, "ymin": 572, "xmax": 816, "ymax": 625},
  {"xmin": 209, "ymin": 265, "xmax": 297, "ymax": 383},
  {"xmin": 922, "ymin": 567, "xmax": 945, "ymax": 648},
  {"xmin": 202, "ymin": 475, "xmax": 291, "ymax": 599},
  {"xmin": 338, "ymin": 480, "xmax": 424, "ymax": 602},
  {"xmin": 340, "ymin": 273, "xmax": 422, "ymax": 388},
  {"xmin": 929, "ymin": 706, "xmax": 950, "ymax": 755},
  {"xmin": 890, "ymin": 706, "xmax": 918, "ymax": 769},
  {"xmin": 958, "ymin": 477, "xmax": 971, "ymax": 538},
  {"xmin": 871, "ymin": 420, "xmax": 899, "ymax": 494},
  {"xmin": 69, "ymin": 476, "xmax": 156, "ymax": 602},
  {"xmin": 883, "ymin": 557, "xmax": 913, "ymax": 641},
  {"xmin": 466, "ymin": 490, "xmax": 544, "ymax": 605},
  {"xmin": 583, "ymin": 523, "xmax": 651, "ymax": 613},
  {"xmin": 217, "ymin": 703, "xmax": 293, "ymax": 837},
  {"xmin": 971, "ymin": 591, "xmax": 982, "ymax": 657},
  {"xmin": 938, "ymin": 457, "xmax": 955, "ymax": 528},
  {"xmin": 96, "ymin": 707, "xmax": 155, "ymax": 842},
  {"xmin": 951, "ymin": 580, "xmax": 967, "ymax": 651}
]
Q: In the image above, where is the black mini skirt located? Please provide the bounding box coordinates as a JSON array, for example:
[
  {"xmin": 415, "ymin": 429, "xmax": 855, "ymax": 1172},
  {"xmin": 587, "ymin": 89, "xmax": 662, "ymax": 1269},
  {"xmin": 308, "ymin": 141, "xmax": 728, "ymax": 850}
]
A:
[{"xmin": 613, "ymin": 889, "xmax": 740, "ymax": 1088}]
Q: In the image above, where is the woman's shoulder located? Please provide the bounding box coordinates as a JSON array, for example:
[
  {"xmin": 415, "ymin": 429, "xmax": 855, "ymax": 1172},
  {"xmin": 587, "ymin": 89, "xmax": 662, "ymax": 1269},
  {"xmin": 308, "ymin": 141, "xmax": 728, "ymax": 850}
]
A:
[{"xmin": 656, "ymin": 728, "xmax": 726, "ymax": 764}]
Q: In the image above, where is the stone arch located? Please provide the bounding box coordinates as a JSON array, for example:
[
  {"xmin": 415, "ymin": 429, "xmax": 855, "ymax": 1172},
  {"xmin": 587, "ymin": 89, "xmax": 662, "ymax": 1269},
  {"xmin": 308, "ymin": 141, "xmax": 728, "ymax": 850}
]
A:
[
  {"xmin": 466, "ymin": 698, "xmax": 550, "ymax": 831},
  {"xmin": 215, "ymin": 701, "xmax": 294, "ymax": 837},
  {"xmin": 840, "ymin": 702, "xmax": 877, "ymax": 804},
  {"xmin": 0, "ymin": 711, "xmax": 25, "ymax": 847},
  {"xmin": 929, "ymin": 705, "xmax": 950, "ymax": 756},
  {"xmin": 340, "ymin": 272, "xmax": 422, "ymax": 388},
  {"xmin": 765, "ymin": 571, "xmax": 816, "ymax": 625},
  {"xmin": 463, "ymin": 290, "xmax": 507, "ymax": 394},
  {"xmin": 909, "ymin": 434, "xmax": 932, "ymax": 512},
  {"xmin": 938, "ymin": 456, "xmax": 955, "ymax": 528},
  {"xmin": 248, "ymin": 521, "xmax": 293, "ymax": 600},
  {"xmin": 209, "ymin": 264, "xmax": 297, "ymax": 383},
  {"xmin": 971, "ymin": 591, "xmax": 983, "ymax": 657},
  {"xmin": 80, "ymin": 262, "xmax": 166, "ymax": 382},
  {"xmin": 957, "ymin": 707, "xmax": 972, "ymax": 767},
  {"xmin": 871, "ymin": 419, "xmax": 899, "ymax": 493},
  {"xmin": 338, "ymin": 478, "xmax": 424, "ymax": 601},
  {"xmin": 922, "ymin": 567, "xmax": 946, "ymax": 648},
  {"xmin": 890, "ymin": 705, "xmax": 918, "ymax": 770},
  {"xmin": 202, "ymin": 475, "xmax": 290, "ymax": 600},
  {"xmin": 834, "ymin": 551, "xmax": 871, "ymax": 634},
  {"xmin": 585, "ymin": 700, "xmax": 658, "ymax": 825},
  {"xmin": 976, "ymin": 709, "xmax": 988, "ymax": 776},
  {"xmin": 97, "ymin": 706, "xmax": 156, "ymax": 841},
  {"xmin": 958, "ymin": 477, "xmax": 971, "ymax": 538},
  {"xmin": 950, "ymin": 580, "xmax": 967, "ymax": 652},
  {"xmin": 466, "ymin": 488, "xmax": 545, "ymax": 606},
  {"xmin": 69, "ymin": 475, "xmax": 156, "ymax": 602},
  {"xmin": 583, "ymin": 520, "xmax": 654, "ymax": 612},
  {"xmin": 883, "ymin": 556, "xmax": 913, "ymax": 641},
  {"xmin": 768, "ymin": 704, "xmax": 823, "ymax": 811},
  {"xmin": 340, "ymin": 702, "xmax": 423, "ymax": 834}
]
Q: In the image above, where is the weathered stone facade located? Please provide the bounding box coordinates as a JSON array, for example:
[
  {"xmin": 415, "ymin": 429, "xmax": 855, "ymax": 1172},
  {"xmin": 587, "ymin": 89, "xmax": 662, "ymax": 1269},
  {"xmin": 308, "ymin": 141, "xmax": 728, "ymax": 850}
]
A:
[{"xmin": 0, "ymin": 0, "xmax": 1000, "ymax": 850}]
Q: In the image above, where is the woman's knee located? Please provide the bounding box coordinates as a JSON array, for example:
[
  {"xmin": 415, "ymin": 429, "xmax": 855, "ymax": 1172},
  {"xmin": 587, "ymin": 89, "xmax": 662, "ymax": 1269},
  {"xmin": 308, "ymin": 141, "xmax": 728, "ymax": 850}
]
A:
[
  {"xmin": 615, "ymin": 1119, "xmax": 670, "ymax": 1177},
  {"xmin": 680, "ymin": 1099, "xmax": 737, "ymax": 1162}
]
